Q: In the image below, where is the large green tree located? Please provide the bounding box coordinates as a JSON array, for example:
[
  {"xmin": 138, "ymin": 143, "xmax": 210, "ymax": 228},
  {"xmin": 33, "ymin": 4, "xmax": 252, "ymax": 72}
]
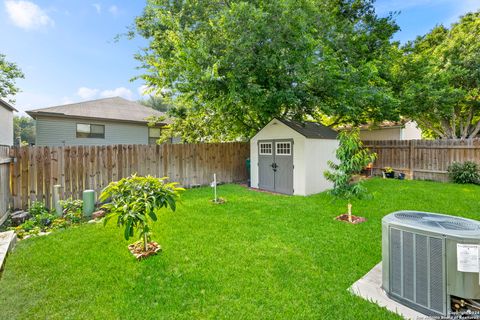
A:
[
  {"xmin": 0, "ymin": 54, "xmax": 24, "ymax": 102},
  {"xmin": 133, "ymin": 0, "xmax": 399, "ymax": 141},
  {"xmin": 396, "ymin": 12, "xmax": 480, "ymax": 139},
  {"xmin": 140, "ymin": 95, "xmax": 172, "ymax": 113},
  {"xmin": 14, "ymin": 116, "xmax": 35, "ymax": 146}
]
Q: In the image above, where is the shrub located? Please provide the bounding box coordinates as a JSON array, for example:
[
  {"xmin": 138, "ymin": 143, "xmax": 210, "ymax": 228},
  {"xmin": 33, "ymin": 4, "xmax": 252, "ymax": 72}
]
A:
[
  {"xmin": 12, "ymin": 199, "xmax": 83, "ymax": 239},
  {"xmin": 324, "ymin": 129, "xmax": 376, "ymax": 221},
  {"xmin": 59, "ymin": 198, "xmax": 84, "ymax": 224},
  {"xmin": 100, "ymin": 175, "xmax": 184, "ymax": 252},
  {"xmin": 447, "ymin": 161, "xmax": 480, "ymax": 184},
  {"xmin": 29, "ymin": 201, "xmax": 49, "ymax": 216},
  {"xmin": 35, "ymin": 212, "xmax": 56, "ymax": 228}
]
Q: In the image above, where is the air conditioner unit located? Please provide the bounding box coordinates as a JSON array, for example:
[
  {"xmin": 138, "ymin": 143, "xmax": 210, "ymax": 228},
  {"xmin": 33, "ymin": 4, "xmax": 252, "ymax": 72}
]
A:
[{"xmin": 382, "ymin": 211, "xmax": 480, "ymax": 317}]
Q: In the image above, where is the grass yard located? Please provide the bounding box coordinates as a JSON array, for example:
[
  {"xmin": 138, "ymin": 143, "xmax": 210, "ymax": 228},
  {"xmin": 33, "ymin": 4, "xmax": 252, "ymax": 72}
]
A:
[{"xmin": 1, "ymin": 178, "xmax": 480, "ymax": 319}]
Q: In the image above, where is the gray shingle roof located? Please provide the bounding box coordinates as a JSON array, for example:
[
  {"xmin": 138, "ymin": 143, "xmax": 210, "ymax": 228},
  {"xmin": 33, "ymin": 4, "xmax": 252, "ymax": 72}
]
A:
[
  {"xmin": 0, "ymin": 99, "xmax": 18, "ymax": 112},
  {"xmin": 276, "ymin": 118, "xmax": 337, "ymax": 139},
  {"xmin": 26, "ymin": 97, "xmax": 169, "ymax": 124}
]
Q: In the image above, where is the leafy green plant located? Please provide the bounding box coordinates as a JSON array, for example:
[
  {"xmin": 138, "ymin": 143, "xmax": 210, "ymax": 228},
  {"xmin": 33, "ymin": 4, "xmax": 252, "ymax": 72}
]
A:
[
  {"xmin": 19, "ymin": 219, "xmax": 36, "ymax": 232},
  {"xmin": 11, "ymin": 199, "xmax": 85, "ymax": 239},
  {"xmin": 59, "ymin": 198, "xmax": 84, "ymax": 224},
  {"xmin": 28, "ymin": 201, "xmax": 56, "ymax": 228},
  {"xmin": 383, "ymin": 167, "xmax": 394, "ymax": 173},
  {"xmin": 448, "ymin": 161, "xmax": 480, "ymax": 185},
  {"xmin": 29, "ymin": 201, "xmax": 49, "ymax": 216},
  {"xmin": 35, "ymin": 212, "xmax": 56, "ymax": 228},
  {"xmin": 324, "ymin": 129, "xmax": 377, "ymax": 222},
  {"xmin": 100, "ymin": 175, "xmax": 184, "ymax": 252}
]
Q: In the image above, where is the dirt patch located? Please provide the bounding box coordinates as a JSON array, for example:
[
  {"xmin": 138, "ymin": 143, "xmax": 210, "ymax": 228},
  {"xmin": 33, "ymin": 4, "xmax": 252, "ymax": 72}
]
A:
[
  {"xmin": 335, "ymin": 214, "xmax": 367, "ymax": 224},
  {"xmin": 128, "ymin": 241, "xmax": 162, "ymax": 260}
]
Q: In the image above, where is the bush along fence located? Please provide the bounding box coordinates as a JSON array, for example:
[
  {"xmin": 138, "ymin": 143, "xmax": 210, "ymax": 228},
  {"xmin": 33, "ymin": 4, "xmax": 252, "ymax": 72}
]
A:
[
  {"xmin": 7, "ymin": 142, "xmax": 250, "ymax": 210},
  {"xmin": 363, "ymin": 139, "xmax": 480, "ymax": 181}
]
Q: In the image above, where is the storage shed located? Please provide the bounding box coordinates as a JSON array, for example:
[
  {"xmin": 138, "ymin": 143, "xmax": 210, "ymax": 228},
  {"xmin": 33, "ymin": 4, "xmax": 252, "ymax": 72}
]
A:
[{"xmin": 250, "ymin": 118, "xmax": 338, "ymax": 196}]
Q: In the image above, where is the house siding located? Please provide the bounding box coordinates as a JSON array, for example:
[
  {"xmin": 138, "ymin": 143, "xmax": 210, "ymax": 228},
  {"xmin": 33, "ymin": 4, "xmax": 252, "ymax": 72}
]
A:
[
  {"xmin": 35, "ymin": 116, "xmax": 149, "ymax": 146},
  {"xmin": 359, "ymin": 127, "xmax": 402, "ymax": 140},
  {"xmin": 0, "ymin": 106, "xmax": 14, "ymax": 146}
]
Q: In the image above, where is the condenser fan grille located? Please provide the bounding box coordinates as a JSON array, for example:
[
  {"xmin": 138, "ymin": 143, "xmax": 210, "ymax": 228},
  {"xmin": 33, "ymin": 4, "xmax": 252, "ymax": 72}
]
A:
[
  {"xmin": 394, "ymin": 212, "xmax": 428, "ymax": 221},
  {"xmin": 393, "ymin": 212, "xmax": 480, "ymax": 231},
  {"xmin": 437, "ymin": 220, "xmax": 478, "ymax": 231}
]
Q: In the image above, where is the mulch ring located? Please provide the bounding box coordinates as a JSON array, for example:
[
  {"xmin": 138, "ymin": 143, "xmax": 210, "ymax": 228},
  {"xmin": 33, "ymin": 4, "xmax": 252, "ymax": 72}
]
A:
[
  {"xmin": 335, "ymin": 214, "xmax": 367, "ymax": 224},
  {"xmin": 211, "ymin": 197, "xmax": 227, "ymax": 204},
  {"xmin": 128, "ymin": 241, "xmax": 162, "ymax": 260}
]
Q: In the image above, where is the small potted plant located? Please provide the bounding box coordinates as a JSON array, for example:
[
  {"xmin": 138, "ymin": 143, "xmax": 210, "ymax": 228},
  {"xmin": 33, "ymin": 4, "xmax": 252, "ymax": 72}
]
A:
[
  {"xmin": 100, "ymin": 175, "xmax": 184, "ymax": 260},
  {"xmin": 383, "ymin": 167, "xmax": 395, "ymax": 179}
]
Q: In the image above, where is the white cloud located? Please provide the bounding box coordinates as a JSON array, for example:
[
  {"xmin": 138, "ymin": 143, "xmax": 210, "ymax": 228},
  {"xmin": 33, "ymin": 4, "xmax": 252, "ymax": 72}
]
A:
[
  {"xmin": 77, "ymin": 87, "xmax": 99, "ymax": 100},
  {"xmin": 4, "ymin": 0, "xmax": 54, "ymax": 30},
  {"xmin": 92, "ymin": 3, "xmax": 101, "ymax": 14},
  {"xmin": 100, "ymin": 87, "xmax": 133, "ymax": 100},
  {"xmin": 108, "ymin": 5, "xmax": 118, "ymax": 15},
  {"xmin": 137, "ymin": 85, "xmax": 150, "ymax": 97}
]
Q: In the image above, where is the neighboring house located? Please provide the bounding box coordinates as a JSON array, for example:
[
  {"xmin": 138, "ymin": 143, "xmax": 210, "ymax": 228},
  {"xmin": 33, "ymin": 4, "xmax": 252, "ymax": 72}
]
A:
[
  {"xmin": 341, "ymin": 120, "xmax": 422, "ymax": 141},
  {"xmin": 26, "ymin": 97, "xmax": 169, "ymax": 146},
  {"xmin": 0, "ymin": 99, "xmax": 17, "ymax": 146}
]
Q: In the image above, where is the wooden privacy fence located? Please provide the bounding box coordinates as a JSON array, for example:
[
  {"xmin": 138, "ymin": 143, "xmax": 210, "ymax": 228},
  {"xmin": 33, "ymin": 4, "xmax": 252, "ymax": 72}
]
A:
[
  {"xmin": 9, "ymin": 142, "xmax": 250, "ymax": 210},
  {"xmin": 363, "ymin": 139, "xmax": 480, "ymax": 181},
  {"xmin": 0, "ymin": 145, "xmax": 11, "ymax": 223}
]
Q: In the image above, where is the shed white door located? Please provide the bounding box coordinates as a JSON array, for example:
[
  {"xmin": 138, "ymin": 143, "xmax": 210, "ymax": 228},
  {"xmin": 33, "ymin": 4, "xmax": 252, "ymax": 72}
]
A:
[{"xmin": 258, "ymin": 140, "xmax": 293, "ymax": 194}]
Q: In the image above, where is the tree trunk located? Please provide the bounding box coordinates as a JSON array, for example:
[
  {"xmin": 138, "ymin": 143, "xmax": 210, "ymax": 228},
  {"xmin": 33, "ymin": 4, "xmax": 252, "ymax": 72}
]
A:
[
  {"xmin": 143, "ymin": 223, "xmax": 148, "ymax": 252},
  {"xmin": 347, "ymin": 203, "xmax": 352, "ymax": 222}
]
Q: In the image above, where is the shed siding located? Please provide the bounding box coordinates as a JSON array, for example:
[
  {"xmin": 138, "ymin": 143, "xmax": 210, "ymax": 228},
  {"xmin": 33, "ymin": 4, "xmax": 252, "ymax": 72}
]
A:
[
  {"xmin": 35, "ymin": 116, "xmax": 149, "ymax": 146},
  {"xmin": 304, "ymin": 139, "xmax": 338, "ymax": 195},
  {"xmin": 250, "ymin": 119, "xmax": 307, "ymax": 195},
  {"xmin": 0, "ymin": 107, "xmax": 14, "ymax": 146}
]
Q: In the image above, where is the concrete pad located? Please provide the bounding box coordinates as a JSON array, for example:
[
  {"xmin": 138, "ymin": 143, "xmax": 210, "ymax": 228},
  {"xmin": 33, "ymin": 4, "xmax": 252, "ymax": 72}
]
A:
[
  {"xmin": 349, "ymin": 263, "xmax": 433, "ymax": 320},
  {"xmin": 0, "ymin": 230, "xmax": 17, "ymax": 272}
]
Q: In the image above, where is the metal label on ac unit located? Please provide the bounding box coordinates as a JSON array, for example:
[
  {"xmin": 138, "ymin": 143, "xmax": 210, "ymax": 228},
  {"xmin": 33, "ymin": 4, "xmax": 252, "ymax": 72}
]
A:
[{"xmin": 456, "ymin": 244, "xmax": 479, "ymax": 273}]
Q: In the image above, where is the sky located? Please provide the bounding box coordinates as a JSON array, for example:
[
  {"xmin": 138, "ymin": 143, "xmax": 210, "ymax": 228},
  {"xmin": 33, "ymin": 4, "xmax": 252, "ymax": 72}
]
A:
[{"xmin": 1, "ymin": 0, "xmax": 480, "ymax": 115}]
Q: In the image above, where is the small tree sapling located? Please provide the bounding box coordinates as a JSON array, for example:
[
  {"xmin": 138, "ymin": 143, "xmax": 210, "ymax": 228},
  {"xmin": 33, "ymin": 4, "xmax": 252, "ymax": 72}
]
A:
[
  {"xmin": 324, "ymin": 129, "xmax": 376, "ymax": 222},
  {"xmin": 100, "ymin": 175, "xmax": 184, "ymax": 253}
]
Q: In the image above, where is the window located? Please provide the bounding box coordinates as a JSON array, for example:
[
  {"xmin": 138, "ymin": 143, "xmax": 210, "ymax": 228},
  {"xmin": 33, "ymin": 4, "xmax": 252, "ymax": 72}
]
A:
[
  {"xmin": 76, "ymin": 123, "xmax": 105, "ymax": 139},
  {"xmin": 276, "ymin": 142, "xmax": 291, "ymax": 155},
  {"xmin": 149, "ymin": 127, "xmax": 161, "ymax": 144},
  {"xmin": 259, "ymin": 142, "xmax": 272, "ymax": 155}
]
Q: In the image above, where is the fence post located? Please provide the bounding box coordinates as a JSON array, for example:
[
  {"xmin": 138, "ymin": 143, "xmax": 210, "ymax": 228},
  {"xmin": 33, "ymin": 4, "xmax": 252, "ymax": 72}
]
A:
[{"xmin": 408, "ymin": 140, "xmax": 415, "ymax": 179}]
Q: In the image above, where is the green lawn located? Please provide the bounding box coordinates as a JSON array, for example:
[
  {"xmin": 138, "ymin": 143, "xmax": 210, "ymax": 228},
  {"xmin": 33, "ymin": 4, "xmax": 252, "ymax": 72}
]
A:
[{"xmin": 1, "ymin": 178, "xmax": 480, "ymax": 319}]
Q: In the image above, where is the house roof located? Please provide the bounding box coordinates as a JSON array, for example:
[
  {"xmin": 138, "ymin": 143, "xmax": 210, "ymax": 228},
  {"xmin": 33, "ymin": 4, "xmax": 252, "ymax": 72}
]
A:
[
  {"xmin": 275, "ymin": 118, "xmax": 338, "ymax": 139},
  {"xmin": 26, "ymin": 97, "xmax": 169, "ymax": 124},
  {"xmin": 0, "ymin": 99, "xmax": 18, "ymax": 112}
]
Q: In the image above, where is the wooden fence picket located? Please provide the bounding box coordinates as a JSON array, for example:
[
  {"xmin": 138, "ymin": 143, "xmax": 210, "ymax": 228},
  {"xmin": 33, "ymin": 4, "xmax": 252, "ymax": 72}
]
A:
[{"xmin": 8, "ymin": 142, "xmax": 250, "ymax": 209}]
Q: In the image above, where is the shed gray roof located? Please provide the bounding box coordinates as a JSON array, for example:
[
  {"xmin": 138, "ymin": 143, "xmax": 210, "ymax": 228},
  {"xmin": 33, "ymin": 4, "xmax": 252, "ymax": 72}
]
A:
[
  {"xmin": 276, "ymin": 118, "xmax": 337, "ymax": 139},
  {"xmin": 0, "ymin": 99, "xmax": 18, "ymax": 112},
  {"xmin": 26, "ymin": 97, "xmax": 169, "ymax": 124}
]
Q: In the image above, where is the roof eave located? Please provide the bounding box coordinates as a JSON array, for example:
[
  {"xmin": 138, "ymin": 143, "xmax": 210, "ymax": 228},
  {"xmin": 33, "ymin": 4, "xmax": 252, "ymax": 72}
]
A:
[
  {"xmin": 29, "ymin": 112, "xmax": 169, "ymax": 125},
  {"xmin": 0, "ymin": 99, "xmax": 18, "ymax": 112}
]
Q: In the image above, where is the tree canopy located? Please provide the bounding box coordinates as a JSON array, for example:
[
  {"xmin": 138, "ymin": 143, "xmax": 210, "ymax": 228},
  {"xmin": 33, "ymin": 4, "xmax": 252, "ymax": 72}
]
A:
[
  {"xmin": 0, "ymin": 54, "xmax": 24, "ymax": 102},
  {"xmin": 14, "ymin": 116, "xmax": 35, "ymax": 146},
  {"xmin": 134, "ymin": 0, "xmax": 399, "ymax": 141},
  {"xmin": 396, "ymin": 12, "xmax": 480, "ymax": 139}
]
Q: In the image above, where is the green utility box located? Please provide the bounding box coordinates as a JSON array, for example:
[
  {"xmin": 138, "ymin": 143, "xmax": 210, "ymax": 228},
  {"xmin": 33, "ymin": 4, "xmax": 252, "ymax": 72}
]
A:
[{"xmin": 82, "ymin": 190, "xmax": 95, "ymax": 218}]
